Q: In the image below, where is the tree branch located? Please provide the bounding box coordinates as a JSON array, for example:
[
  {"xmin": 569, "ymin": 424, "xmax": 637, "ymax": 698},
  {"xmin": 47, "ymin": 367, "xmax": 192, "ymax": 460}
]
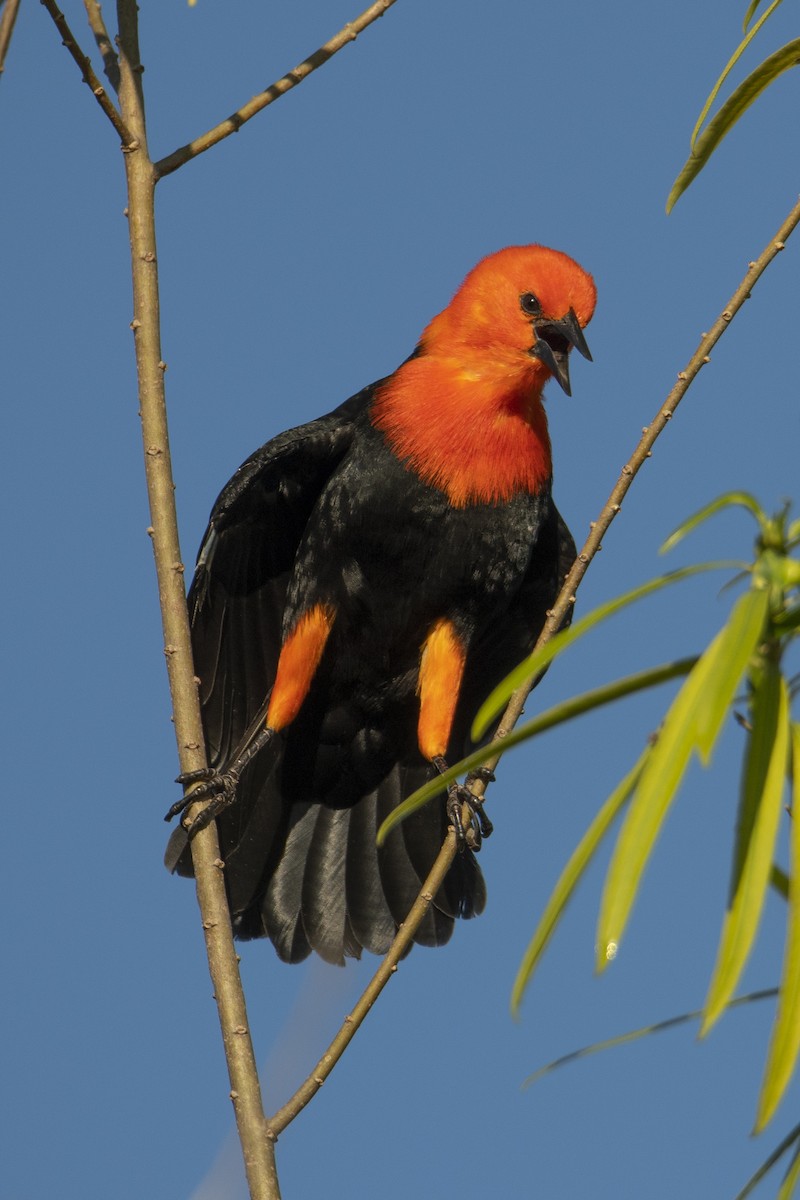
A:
[
  {"xmin": 268, "ymin": 192, "xmax": 800, "ymax": 1133},
  {"xmin": 269, "ymin": 829, "xmax": 460, "ymax": 1137},
  {"xmin": 0, "ymin": 0, "xmax": 21, "ymax": 79},
  {"xmin": 154, "ymin": 0, "xmax": 397, "ymax": 179},
  {"xmin": 114, "ymin": 3, "xmax": 279, "ymax": 1196},
  {"xmin": 83, "ymin": 0, "xmax": 120, "ymax": 94},
  {"xmin": 39, "ymin": 0, "xmax": 133, "ymax": 145}
]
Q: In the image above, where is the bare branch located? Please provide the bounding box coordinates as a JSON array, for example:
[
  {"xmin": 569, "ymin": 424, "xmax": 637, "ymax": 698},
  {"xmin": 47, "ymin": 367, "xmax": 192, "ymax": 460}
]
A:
[
  {"xmin": 114, "ymin": 2, "xmax": 279, "ymax": 1195},
  {"xmin": 83, "ymin": 0, "xmax": 120, "ymax": 94},
  {"xmin": 269, "ymin": 829, "xmax": 460, "ymax": 1136},
  {"xmin": 0, "ymin": 0, "xmax": 22, "ymax": 79},
  {"xmin": 40, "ymin": 0, "xmax": 134, "ymax": 145},
  {"xmin": 268, "ymin": 193, "xmax": 800, "ymax": 1133},
  {"xmin": 154, "ymin": 0, "xmax": 397, "ymax": 179}
]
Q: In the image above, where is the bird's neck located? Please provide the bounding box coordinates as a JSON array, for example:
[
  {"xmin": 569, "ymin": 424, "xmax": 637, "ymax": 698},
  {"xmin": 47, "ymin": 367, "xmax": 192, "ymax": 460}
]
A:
[{"xmin": 370, "ymin": 353, "xmax": 552, "ymax": 507}]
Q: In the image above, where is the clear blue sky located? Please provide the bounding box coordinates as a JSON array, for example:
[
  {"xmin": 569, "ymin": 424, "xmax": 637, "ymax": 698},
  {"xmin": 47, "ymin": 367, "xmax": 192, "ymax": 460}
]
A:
[{"xmin": 3, "ymin": 2, "xmax": 799, "ymax": 1197}]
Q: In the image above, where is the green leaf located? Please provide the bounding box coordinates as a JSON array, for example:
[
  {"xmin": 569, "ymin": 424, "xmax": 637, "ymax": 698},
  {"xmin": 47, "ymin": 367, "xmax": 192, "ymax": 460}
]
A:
[
  {"xmin": 734, "ymin": 1123, "xmax": 800, "ymax": 1200},
  {"xmin": 471, "ymin": 561, "xmax": 739, "ymax": 741},
  {"xmin": 524, "ymin": 989, "xmax": 776, "ymax": 1090},
  {"xmin": 755, "ymin": 721, "xmax": 800, "ymax": 1130},
  {"xmin": 660, "ymin": 491, "xmax": 765, "ymax": 553},
  {"xmin": 702, "ymin": 667, "xmax": 790, "ymax": 1035},
  {"xmin": 376, "ymin": 657, "xmax": 698, "ymax": 846},
  {"xmin": 596, "ymin": 589, "xmax": 769, "ymax": 968},
  {"xmin": 779, "ymin": 1143, "xmax": 800, "ymax": 1200},
  {"xmin": 782, "ymin": 1142, "xmax": 800, "ymax": 1200},
  {"xmin": 690, "ymin": 0, "xmax": 786, "ymax": 149},
  {"xmin": 511, "ymin": 749, "xmax": 645, "ymax": 1016},
  {"xmin": 667, "ymin": 40, "xmax": 800, "ymax": 212},
  {"xmin": 744, "ymin": 0, "xmax": 772, "ymax": 32},
  {"xmin": 695, "ymin": 588, "xmax": 770, "ymax": 763}
]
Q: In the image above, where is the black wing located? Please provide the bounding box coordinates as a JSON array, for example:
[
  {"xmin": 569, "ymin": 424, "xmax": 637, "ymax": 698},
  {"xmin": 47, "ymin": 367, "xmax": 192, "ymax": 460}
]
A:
[{"xmin": 166, "ymin": 388, "xmax": 368, "ymax": 877}]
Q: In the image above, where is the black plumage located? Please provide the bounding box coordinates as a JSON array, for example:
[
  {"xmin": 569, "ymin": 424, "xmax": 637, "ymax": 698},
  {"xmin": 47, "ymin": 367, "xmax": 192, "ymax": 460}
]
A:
[{"xmin": 166, "ymin": 382, "xmax": 575, "ymax": 964}]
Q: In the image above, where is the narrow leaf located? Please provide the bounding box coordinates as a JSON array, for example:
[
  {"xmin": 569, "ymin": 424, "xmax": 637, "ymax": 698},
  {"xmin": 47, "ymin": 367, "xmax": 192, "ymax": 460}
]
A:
[
  {"xmin": 596, "ymin": 590, "xmax": 767, "ymax": 968},
  {"xmin": 377, "ymin": 658, "xmax": 697, "ymax": 846},
  {"xmin": 661, "ymin": 491, "xmax": 764, "ymax": 553},
  {"xmin": 690, "ymin": 0, "xmax": 786, "ymax": 149},
  {"xmin": 755, "ymin": 721, "xmax": 800, "ymax": 1130},
  {"xmin": 524, "ymin": 989, "xmax": 776, "ymax": 1089},
  {"xmin": 734, "ymin": 1123, "xmax": 800, "ymax": 1200},
  {"xmin": 779, "ymin": 1143, "xmax": 800, "ymax": 1200},
  {"xmin": 471, "ymin": 561, "xmax": 738, "ymax": 740},
  {"xmin": 694, "ymin": 588, "xmax": 769, "ymax": 763},
  {"xmin": 702, "ymin": 668, "xmax": 790, "ymax": 1035},
  {"xmin": 511, "ymin": 749, "xmax": 646, "ymax": 1015},
  {"xmin": 744, "ymin": 0, "xmax": 769, "ymax": 31},
  {"xmin": 667, "ymin": 40, "xmax": 800, "ymax": 212}
]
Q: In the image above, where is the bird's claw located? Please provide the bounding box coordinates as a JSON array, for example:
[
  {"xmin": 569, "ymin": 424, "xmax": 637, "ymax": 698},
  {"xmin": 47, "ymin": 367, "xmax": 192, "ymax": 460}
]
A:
[
  {"xmin": 446, "ymin": 783, "xmax": 494, "ymax": 851},
  {"xmin": 433, "ymin": 756, "xmax": 494, "ymax": 852},
  {"xmin": 164, "ymin": 767, "xmax": 241, "ymax": 835}
]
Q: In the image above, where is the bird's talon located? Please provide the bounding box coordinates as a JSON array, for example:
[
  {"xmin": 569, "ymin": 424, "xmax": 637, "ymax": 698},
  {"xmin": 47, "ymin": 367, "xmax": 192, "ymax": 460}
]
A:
[
  {"xmin": 165, "ymin": 767, "xmax": 240, "ymax": 826},
  {"xmin": 175, "ymin": 767, "xmax": 216, "ymax": 786}
]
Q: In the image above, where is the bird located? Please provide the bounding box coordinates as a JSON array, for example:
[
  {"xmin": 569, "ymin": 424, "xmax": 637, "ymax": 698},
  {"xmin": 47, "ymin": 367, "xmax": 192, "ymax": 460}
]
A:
[{"xmin": 165, "ymin": 244, "xmax": 596, "ymax": 965}]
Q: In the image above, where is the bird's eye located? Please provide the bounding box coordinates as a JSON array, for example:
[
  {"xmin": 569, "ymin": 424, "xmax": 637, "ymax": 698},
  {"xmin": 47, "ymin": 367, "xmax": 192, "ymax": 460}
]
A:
[{"xmin": 519, "ymin": 292, "xmax": 542, "ymax": 317}]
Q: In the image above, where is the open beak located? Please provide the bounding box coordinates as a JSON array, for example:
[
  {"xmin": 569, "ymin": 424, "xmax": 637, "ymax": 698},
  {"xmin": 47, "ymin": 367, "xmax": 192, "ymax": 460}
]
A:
[{"xmin": 529, "ymin": 307, "xmax": 592, "ymax": 396}]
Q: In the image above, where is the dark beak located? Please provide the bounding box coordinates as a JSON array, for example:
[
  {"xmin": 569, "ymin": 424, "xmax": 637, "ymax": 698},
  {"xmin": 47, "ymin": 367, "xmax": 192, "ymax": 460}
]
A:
[{"xmin": 529, "ymin": 307, "xmax": 592, "ymax": 396}]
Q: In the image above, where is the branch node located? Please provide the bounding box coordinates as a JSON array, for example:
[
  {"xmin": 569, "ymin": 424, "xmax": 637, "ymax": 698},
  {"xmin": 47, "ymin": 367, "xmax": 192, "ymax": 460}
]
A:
[
  {"xmin": 775, "ymin": 241, "xmax": 785, "ymax": 251},
  {"xmin": 158, "ymin": 360, "xmax": 167, "ymax": 372},
  {"xmin": 230, "ymin": 1090, "xmax": 239, "ymax": 1100},
  {"xmin": 164, "ymin": 643, "xmax": 178, "ymax": 656},
  {"xmin": 130, "ymin": 318, "xmax": 141, "ymax": 330},
  {"xmin": 146, "ymin": 526, "xmax": 154, "ymax": 538},
  {"xmin": 233, "ymin": 1025, "xmax": 248, "ymax": 1036},
  {"xmin": 145, "ymin": 444, "xmax": 162, "ymax": 457},
  {"xmin": 172, "ymin": 561, "xmax": 185, "ymax": 574},
  {"xmin": 214, "ymin": 858, "xmax": 225, "ymax": 870}
]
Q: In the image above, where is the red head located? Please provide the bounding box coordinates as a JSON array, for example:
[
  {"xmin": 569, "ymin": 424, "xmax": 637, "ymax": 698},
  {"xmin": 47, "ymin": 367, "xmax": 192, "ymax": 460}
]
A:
[
  {"xmin": 421, "ymin": 245, "xmax": 596, "ymax": 396},
  {"xmin": 372, "ymin": 246, "xmax": 596, "ymax": 506}
]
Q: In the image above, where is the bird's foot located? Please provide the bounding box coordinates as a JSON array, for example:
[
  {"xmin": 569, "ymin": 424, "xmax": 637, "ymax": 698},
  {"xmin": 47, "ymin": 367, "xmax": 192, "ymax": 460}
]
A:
[
  {"xmin": 164, "ymin": 725, "xmax": 275, "ymax": 836},
  {"xmin": 433, "ymin": 757, "xmax": 494, "ymax": 852},
  {"xmin": 165, "ymin": 765, "xmax": 242, "ymax": 835}
]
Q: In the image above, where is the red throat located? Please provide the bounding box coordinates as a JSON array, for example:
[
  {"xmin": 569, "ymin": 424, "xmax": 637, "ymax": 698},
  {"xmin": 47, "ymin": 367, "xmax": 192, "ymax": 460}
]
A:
[{"xmin": 370, "ymin": 355, "xmax": 552, "ymax": 507}]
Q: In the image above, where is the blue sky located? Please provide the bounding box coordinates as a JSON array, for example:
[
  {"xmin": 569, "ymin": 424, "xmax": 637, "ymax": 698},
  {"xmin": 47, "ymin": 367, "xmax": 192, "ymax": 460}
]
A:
[{"xmin": 3, "ymin": 2, "xmax": 800, "ymax": 1197}]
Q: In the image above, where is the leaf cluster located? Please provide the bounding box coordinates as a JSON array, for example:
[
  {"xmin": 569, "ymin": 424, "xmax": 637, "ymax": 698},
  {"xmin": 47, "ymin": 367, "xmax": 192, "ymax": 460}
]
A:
[{"xmin": 668, "ymin": 0, "xmax": 800, "ymax": 210}]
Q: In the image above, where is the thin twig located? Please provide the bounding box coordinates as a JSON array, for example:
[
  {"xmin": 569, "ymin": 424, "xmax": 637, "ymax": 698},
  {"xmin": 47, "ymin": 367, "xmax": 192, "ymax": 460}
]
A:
[
  {"xmin": 154, "ymin": 0, "xmax": 397, "ymax": 179},
  {"xmin": 0, "ymin": 0, "xmax": 22, "ymax": 78},
  {"xmin": 269, "ymin": 829, "xmax": 460, "ymax": 1136},
  {"xmin": 39, "ymin": 0, "xmax": 134, "ymax": 145},
  {"xmin": 114, "ymin": 3, "xmax": 279, "ymax": 1197},
  {"xmin": 269, "ymin": 193, "xmax": 800, "ymax": 1133},
  {"xmin": 83, "ymin": 0, "xmax": 120, "ymax": 94}
]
